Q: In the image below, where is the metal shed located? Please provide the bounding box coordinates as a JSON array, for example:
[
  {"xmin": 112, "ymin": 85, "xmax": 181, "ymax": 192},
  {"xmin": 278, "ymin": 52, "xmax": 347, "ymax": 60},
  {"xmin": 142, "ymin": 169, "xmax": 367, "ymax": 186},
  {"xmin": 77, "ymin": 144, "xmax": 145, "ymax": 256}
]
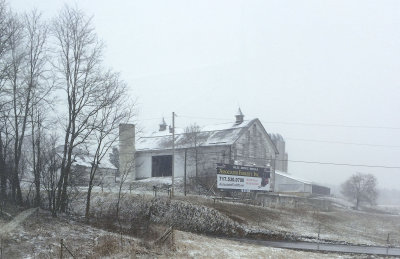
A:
[{"xmin": 275, "ymin": 171, "xmax": 330, "ymax": 196}]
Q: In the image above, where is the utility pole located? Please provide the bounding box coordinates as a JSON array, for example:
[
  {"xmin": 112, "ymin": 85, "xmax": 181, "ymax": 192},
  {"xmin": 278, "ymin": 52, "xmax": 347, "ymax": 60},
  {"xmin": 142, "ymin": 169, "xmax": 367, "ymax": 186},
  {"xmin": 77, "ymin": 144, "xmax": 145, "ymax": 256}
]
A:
[{"xmin": 172, "ymin": 112, "xmax": 175, "ymax": 197}]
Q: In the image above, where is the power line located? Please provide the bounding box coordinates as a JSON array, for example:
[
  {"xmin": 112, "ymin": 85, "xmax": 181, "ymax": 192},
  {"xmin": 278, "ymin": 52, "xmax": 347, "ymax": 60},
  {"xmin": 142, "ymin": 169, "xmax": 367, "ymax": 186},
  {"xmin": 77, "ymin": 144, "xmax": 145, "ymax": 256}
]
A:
[
  {"xmin": 135, "ymin": 117, "xmax": 163, "ymax": 121},
  {"xmin": 178, "ymin": 115, "xmax": 231, "ymax": 122},
  {"xmin": 260, "ymin": 120, "xmax": 400, "ymax": 130},
  {"xmin": 177, "ymin": 114, "xmax": 400, "ymax": 131},
  {"xmin": 185, "ymin": 151, "xmax": 400, "ymax": 169},
  {"xmin": 286, "ymin": 138, "xmax": 400, "ymax": 149},
  {"xmin": 176, "ymin": 114, "xmax": 400, "ymax": 149},
  {"xmin": 280, "ymin": 159, "xmax": 400, "ymax": 169}
]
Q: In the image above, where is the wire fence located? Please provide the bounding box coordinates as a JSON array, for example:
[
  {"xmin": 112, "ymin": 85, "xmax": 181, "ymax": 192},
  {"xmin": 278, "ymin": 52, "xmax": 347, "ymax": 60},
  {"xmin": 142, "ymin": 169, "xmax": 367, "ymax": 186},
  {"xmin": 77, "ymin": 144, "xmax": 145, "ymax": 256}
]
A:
[{"xmin": 59, "ymin": 239, "xmax": 75, "ymax": 258}]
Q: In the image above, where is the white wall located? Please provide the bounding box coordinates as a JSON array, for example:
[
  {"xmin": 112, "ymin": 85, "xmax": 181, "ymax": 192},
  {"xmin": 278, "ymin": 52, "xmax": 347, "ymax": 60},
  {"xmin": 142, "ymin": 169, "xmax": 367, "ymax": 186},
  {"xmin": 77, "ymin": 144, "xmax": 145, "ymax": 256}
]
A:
[
  {"xmin": 135, "ymin": 145, "xmax": 230, "ymax": 179},
  {"xmin": 275, "ymin": 173, "xmax": 312, "ymax": 193},
  {"xmin": 135, "ymin": 149, "xmax": 187, "ymax": 179}
]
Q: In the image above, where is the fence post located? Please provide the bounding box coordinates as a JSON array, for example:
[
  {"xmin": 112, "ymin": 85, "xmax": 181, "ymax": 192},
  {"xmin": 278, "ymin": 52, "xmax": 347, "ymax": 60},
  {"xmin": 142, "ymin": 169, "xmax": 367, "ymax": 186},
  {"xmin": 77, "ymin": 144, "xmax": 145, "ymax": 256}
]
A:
[
  {"xmin": 317, "ymin": 224, "xmax": 321, "ymax": 251},
  {"xmin": 387, "ymin": 233, "xmax": 390, "ymax": 255},
  {"xmin": 60, "ymin": 239, "xmax": 63, "ymax": 259},
  {"xmin": 171, "ymin": 226, "xmax": 175, "ymax": 250},
  {"xmin": 153, "ymin": 186, "xmax": 157, "ymax": 197}
]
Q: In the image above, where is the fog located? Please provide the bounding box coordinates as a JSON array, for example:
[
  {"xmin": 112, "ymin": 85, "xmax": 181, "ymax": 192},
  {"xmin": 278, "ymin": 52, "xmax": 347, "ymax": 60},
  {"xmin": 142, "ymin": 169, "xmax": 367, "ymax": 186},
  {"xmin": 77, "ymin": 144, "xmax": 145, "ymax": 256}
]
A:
[{"xmin": 11, "ymin": 0, "xmax": 400, "ymax": 190}]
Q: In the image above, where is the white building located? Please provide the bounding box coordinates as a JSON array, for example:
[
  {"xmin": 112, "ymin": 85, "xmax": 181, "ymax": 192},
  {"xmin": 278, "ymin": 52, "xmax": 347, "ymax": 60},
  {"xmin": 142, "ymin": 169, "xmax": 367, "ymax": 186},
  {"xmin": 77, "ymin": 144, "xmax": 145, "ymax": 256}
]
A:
[
  {"xmin": 119, "ymin": 110, "xmax": 281, "ymax": 190},
  {"xmin": 275, "ymin": 171, "xmax": 330, "ymax": 196}
]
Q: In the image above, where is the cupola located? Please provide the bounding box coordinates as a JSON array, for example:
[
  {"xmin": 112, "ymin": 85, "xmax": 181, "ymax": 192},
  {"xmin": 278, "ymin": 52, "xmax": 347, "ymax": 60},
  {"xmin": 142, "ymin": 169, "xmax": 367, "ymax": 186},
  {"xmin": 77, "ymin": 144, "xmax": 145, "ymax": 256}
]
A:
[
  {"xmin": 235, "ymin": 108, "xmax": 244, "ymax": 124},
  {"xmin": 159, "ymin": 117, "xmax": 167, "ymax": 131}
]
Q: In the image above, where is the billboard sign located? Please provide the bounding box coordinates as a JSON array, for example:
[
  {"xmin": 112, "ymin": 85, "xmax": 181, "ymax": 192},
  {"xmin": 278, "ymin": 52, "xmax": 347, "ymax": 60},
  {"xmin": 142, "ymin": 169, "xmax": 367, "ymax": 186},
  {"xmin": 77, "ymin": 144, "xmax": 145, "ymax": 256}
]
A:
[{"xmin": 216, "ymin": 163, "xmax": 271, "ymax": 191}]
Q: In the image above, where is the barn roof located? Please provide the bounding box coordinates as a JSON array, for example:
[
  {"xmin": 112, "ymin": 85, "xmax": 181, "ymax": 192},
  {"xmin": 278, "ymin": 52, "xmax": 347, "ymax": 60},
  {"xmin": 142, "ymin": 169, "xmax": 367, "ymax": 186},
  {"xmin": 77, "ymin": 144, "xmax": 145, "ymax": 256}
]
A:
[
  {"xmin": 136, "ymin": 119, "xmax": 276, "ymax": 152},
  {"xmin": 275, "ymin": 170, "xmax": 312, "ymax": 185},
  {"xmin": 71, "ymin": 154, "xmax": 117, "ymax": 170},
  {"xmin": 275, "ymin": 171, "xmax": 330, "ymax": 189},
  {"xmin": 55, "ymin": 145, "xmax": 117, "ymax": 170}
]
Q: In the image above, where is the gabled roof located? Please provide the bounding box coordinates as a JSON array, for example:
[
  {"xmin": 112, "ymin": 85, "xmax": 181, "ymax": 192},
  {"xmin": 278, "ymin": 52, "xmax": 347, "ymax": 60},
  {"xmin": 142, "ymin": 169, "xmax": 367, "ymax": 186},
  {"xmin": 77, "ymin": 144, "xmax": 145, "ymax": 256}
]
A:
[
  {"xmin": 70, "ymin": 154, "xmax": 117, "ymax": 170},
  {"xmin": 55, "ymin": 146, "xmax": 117, "ymax": 170},
  {"xmin": 276, "ymin": 171, "xmax": 330, "ymax": 189},
  {"xmin": 136, "ymin": 119, "xmax": 279, "ymax": 154},
  {"xmin": 275, "ymin": 170, "xmax": 312, "ymax": 185}
]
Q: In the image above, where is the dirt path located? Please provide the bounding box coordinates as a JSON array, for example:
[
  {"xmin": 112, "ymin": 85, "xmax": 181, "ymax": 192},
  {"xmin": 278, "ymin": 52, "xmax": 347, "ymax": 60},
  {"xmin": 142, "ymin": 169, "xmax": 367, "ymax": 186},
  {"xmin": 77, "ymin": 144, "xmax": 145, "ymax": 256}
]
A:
[{"xmin": 0, "ymin": 208, "xmax": 38, "ymax": 236}]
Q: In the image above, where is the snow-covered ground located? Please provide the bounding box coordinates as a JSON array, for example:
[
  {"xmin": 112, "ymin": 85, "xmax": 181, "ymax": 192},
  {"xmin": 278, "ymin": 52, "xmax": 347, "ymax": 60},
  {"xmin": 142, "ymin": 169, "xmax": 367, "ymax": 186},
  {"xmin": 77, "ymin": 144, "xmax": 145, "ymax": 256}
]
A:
[
  {"xmin": 10, "ymin": 178, "xmax": 400, "ymax": 257},
  {"xmin": 377, "ymin": 205, "xmax": 400, "ymax": 214},
  {"xmin": 0, "ymin": 210, "xmax": 357, "ymax": 258},
  {"xmin": 63, "ymin": 184, "xmax": 400, "ymax": 248}
]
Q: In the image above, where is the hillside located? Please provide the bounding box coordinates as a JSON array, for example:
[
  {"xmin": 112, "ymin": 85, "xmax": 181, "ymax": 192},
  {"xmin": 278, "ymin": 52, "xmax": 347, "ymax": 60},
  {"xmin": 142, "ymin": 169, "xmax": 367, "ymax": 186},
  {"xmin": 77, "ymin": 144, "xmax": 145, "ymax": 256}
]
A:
[
  {"xmin": 67, "ymin": 187, "xmax": 400, "ymax": 247},
  {"xmin": 1, "ymin": 186, "xmax": 399, "ymax": 258},
  {"xmin": 0, "ymin": 208, "xmax": 361, "ymax": 258}
]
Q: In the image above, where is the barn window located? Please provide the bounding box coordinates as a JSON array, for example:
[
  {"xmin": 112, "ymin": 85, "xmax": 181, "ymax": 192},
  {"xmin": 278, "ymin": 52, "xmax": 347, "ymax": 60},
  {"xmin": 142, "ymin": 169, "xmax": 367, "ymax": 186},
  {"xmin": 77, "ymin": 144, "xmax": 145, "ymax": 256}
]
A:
[{"xmin": 152, "ymin": 155, "xmax": 172, "ymax": 177}]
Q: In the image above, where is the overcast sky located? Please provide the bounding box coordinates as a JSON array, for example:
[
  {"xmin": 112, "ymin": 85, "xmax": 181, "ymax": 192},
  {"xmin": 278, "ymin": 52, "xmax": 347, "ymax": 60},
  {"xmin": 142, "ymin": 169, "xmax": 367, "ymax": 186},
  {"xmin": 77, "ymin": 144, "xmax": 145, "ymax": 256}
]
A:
[{"xmin": 10, "ymin": 0, "xmax": 400, "ymax": 190}]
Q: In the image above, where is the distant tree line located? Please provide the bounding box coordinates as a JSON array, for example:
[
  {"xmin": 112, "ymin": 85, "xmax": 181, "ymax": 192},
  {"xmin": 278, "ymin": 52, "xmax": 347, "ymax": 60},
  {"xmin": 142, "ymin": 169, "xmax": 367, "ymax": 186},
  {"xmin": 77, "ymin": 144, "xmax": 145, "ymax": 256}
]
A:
[{"xmin": 0, "ymin": 0, "xmax": 134, "ymax": 216}]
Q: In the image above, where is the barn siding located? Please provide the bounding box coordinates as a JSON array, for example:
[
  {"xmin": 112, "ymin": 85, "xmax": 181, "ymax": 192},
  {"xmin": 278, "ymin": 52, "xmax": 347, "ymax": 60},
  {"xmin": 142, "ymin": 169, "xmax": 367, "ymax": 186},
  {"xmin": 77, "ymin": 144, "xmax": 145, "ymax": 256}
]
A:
[
  {"xmin": 134, "ymin": 120, "xmax": 277, "ymax": 183},
  {"xmin": 233, "ymin": 120, "xmax": 276, "ymax": 167}
]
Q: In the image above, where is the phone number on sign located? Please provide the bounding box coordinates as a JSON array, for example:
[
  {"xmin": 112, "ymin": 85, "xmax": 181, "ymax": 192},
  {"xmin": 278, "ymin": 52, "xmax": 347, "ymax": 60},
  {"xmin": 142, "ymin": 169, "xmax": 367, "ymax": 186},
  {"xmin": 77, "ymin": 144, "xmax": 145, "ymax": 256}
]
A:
[{"xmin": 218, "ymin": 176, "xmax": 244, "ymax": 183}]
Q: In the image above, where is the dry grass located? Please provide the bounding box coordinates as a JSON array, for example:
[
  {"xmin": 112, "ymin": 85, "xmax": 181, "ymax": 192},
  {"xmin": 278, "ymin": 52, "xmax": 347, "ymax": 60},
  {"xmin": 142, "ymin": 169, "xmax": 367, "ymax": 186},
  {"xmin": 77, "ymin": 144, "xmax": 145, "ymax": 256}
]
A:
[
  {"xmin": 70, "ymin": 190, "xmax": 400, "ymax": 246},
  {"xmin": 0, "ymin": 210, "xmax": 153, "ymax": 258},
  {"xmin": 93, "ymin": 235, "xmax": 120, "ymax": 256},
  {"xmin": 0, "ymin": 207, "xmax": 378, "ymax": 258},
  {"xmin": 172, "ymin": 194, "xmax": 400, "ymax": 246}
]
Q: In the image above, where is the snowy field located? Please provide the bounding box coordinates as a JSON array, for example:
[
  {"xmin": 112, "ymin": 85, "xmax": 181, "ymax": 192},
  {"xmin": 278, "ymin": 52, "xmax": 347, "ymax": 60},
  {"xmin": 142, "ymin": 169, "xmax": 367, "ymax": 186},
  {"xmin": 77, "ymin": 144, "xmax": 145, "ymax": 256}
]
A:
[
  {"xmin": 0, "ymin": 210, "xmax": 362, "ymax": 258},
  {"xmin": 64, "ymin": 187, "xmax": 400, "ymax": 248},
  {"xmin": 202, "ymin": 198, "xmax": 400, "ymax": 247},
  {"xmin": 8, "ymin": 177, "xmax": 400, "ymax": 258},
  {"xmin": 59, "ymin": 176, "xmax": 400, "ymax": 248}
]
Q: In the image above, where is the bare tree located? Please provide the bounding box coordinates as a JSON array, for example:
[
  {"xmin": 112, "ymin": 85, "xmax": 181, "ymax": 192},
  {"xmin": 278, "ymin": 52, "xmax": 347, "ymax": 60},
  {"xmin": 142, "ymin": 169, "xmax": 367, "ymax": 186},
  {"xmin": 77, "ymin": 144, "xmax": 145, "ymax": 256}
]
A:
[
  {"xmin": 84, "ymin": 72, "xmax": 134, "ymax": 221},
  {"xmin": 0, "ymin": 106, "xmax": 13, "ymax": 203},
  {"xmin": 0, "ymin": 1, "xmax": 13, "ymax": 200},
  {"xmin": 0, "ymin": 0, "xmax": 14, "ymax": 92},
  {"xmin": 181, "ymin": 123, "xmax": 211, "ymax": 194},
  {"xmin": 0, "ymin": 122, "xmax": 9, "ymax": 201},
  {"xmin": 24, "ymin": 9, "xmax": 50, "ymax": 207},
  {"xmin": 0, "ymin": 7, "xmax": 52, "ymax": 206},
  {"xmin": 40, "ymin": 134, "xmax": 59, "ymax": 216},
  {"xmin": 52, "ymin": 5, "xmax": 116, "ymax": 212},
  {"xmin": 6, "ymin": 10, "xmax": 28, "ymax": 205},
  {"xmin": 183, "ymin": 124, "xmax": 202, "ymax": 178},
  {"xmin": 341, "ymin": 173, "xmax": 378, "ymax": 210},
  {"xmin": 109, "ymin": 147, "xmax": 119, "ymax": 172},
  {"xmin": 115, "ymin": 156, "xmax": 134, "ymax": 230}
]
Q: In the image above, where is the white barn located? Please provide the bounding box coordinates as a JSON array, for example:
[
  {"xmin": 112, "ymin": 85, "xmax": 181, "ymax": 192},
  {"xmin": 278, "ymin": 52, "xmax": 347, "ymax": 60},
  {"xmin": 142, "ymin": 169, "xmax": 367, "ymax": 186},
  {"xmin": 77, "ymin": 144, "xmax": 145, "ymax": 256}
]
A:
[{"xmin": 119, "ymin": 110, "xmax": 281, "ymax": 190}]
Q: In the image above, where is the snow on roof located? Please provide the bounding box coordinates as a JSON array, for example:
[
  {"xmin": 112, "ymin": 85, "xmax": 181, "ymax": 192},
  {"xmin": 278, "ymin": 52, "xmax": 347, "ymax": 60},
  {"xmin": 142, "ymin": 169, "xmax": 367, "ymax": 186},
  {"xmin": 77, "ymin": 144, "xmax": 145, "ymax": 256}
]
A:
[
  {"xmin": 275, "ymin": 171, "xmax": 330, "ymax": 189},
  {"xmin": 136, "ymin": 119, "xmax": 256, "ymax": 152},
  {"xmin": 270, "ymin": 133, "xmax": 284, "ymax": 142},
  {"xmin": 56, "ymin": 152, "xmax": 117, "ymax": 170},
  {"xmin": 73, "ymin": 154, "xmax": 117, "ymax": 170},
  {"xmin": 275, "ymin": 170, "xmax": 313, "ymax": 185}
]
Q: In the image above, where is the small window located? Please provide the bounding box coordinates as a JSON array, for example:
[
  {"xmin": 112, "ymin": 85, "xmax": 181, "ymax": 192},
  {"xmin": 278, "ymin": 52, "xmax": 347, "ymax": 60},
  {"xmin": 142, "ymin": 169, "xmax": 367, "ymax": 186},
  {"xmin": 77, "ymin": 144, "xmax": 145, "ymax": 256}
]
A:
[{"xmin": 152, "ymin": 155, "xmax": 172, "ymax": 177}]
